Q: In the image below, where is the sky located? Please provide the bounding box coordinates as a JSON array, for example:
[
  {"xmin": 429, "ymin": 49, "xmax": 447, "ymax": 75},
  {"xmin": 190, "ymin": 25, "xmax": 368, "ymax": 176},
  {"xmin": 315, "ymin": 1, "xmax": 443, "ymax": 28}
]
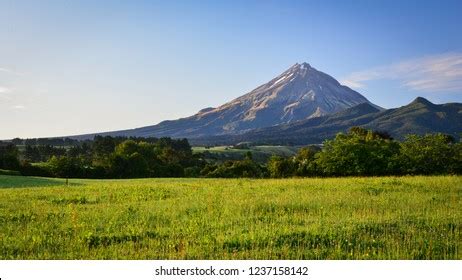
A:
[{"xmin": 1, "ymin": 0, "xmax": 461, "ymax": 139}]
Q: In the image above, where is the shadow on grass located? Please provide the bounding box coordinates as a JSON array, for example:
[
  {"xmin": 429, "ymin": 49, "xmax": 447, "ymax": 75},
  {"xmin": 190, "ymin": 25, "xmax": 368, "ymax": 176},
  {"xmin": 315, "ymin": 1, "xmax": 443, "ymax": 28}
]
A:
[{"xmin": 0, "ymin": 175, "xmax": 82, "ymax": 189}]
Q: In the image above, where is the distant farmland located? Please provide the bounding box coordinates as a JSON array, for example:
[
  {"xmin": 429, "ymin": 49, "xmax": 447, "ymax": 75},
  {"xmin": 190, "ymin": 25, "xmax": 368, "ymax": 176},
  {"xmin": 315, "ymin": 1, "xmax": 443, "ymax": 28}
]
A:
[
  {"xmin": 192, "ymin": 145, "xmax": 301, "ymax": 162},
  {"xmin": 0, "ymin": 175, "xmax": 461, "ymax": 259}
]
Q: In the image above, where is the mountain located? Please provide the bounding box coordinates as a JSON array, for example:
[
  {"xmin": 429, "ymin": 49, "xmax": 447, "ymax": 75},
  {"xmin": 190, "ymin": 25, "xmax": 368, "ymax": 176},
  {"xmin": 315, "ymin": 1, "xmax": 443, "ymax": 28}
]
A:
[
  {"xmin": 192, "ymin": 97, "xmax": 462, "ymax": 145},
  {"xmin": 364, "ymin": 97, "xmax": 462, "ymax": 137},
  {"xmin": 72, "ymin": 63, "xmax": 378, "ymax": 140}
]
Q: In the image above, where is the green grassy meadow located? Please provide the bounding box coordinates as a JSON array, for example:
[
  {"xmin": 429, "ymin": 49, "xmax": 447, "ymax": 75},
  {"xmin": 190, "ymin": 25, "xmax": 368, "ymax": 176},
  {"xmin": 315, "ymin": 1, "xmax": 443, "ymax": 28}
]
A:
[{"xmin": 0, "ymin": 175, "xmax": 461, "ymax": 259}]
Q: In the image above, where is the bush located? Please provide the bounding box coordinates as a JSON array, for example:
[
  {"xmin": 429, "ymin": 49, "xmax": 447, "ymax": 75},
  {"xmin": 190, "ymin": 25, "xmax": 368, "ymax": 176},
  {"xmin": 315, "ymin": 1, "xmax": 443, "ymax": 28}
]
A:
[
  {"xmin": 184, "ymin": 166, "xmax": 201, "ymax": 177},
  {"xmin": 19, "ymin": 162, "xmax": 54, "ymax": 177},
  {"xmin": 202, "ymin": 159, "xmax": 266, "ymax": 178}
]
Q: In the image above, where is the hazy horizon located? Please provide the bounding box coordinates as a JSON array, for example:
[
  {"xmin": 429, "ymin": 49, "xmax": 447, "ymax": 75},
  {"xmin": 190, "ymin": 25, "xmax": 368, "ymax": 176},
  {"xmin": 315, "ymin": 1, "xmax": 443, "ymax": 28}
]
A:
[{"xmin": 1, "ymin": 0, "xmax": 462, "ymax": 139}]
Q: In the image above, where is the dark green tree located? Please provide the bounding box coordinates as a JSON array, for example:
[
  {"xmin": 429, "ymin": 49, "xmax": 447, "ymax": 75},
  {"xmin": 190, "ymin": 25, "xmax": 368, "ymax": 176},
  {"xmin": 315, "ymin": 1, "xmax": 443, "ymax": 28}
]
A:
[
  {"xmin": 294, "ymin": 146, "xmax": 320, "ymax": 176},
  {"xmin": 399, "ymin": 133, "xmax": 458, "ymax": 175},
  {"xmin": 0, "ymin": 143, "xmax": 20, "ymax": 170},
  {"xmin": 315, "ymin": 127, "xmax": 400, "ymax": 176},
  {"xmin": 267, "ymin": 155, "xmax": 295, "ymax": 178},
  {"xmin": 11, "ymin": 138, "xmax": 23, "ymax": 145}
]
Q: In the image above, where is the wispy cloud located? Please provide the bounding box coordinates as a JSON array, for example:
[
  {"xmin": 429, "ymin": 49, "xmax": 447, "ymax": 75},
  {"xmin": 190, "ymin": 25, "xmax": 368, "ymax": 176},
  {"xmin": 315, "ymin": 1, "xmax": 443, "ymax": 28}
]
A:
[
  {"xmin": 0, "ymin": 67, "xmax": 23, "ymax": 76},
  {"xmin": 341, "ymin": 53, "xmax": 462, "ymax": 92},
  {"xmin": 12, "ymin": 105, "xmax": 26, "ymax": 110},
  {"xmin": 0, "ymin": 86, "xmax": 11, "ymax": 93},
  {"xmin": 0, "ymin": 86, "xmax": 12, "ymax": 100}
]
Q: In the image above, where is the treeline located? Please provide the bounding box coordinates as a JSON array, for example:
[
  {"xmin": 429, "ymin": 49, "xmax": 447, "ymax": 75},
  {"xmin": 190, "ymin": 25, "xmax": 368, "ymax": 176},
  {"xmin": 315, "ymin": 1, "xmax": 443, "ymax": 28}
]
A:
[
  {"xmin": 1, "ymin": 127, "xmax": 461, "ymax": 178},
  {"xmin": 10, "ymin": 137, "xmax": 81, "ymax": 146},
  {"xmin": 1, "ymin": 136, "xmax": 201, "ymax": 178},
  {"xmin": 267, "ymin": 127, "xmax": 461, "ymax": 177}
]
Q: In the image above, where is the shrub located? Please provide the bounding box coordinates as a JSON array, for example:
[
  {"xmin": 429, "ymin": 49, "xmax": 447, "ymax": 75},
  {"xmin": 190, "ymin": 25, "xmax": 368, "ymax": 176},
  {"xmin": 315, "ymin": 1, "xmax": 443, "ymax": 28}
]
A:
[
  {"xmin": 202, "ymin": 159, "xmax": 266, "ymax": 178},
  {"xmin": 19, "ymin": 162, "xmax": 53, "ymax": 177}
]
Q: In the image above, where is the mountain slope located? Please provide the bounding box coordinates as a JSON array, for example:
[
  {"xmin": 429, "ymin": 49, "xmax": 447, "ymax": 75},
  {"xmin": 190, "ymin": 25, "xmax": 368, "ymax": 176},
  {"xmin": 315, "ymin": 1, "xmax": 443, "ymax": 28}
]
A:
[
  {"xmin": 365, "ymin": 97, "xmax": 462, "ymax": 136},
  {"xmin": 72, "ymin": 63, "xmax": 377, "ymax": 140},
  {"xmin": 192, "ymin": 97, "xmax": 462, "ymax": 145}
]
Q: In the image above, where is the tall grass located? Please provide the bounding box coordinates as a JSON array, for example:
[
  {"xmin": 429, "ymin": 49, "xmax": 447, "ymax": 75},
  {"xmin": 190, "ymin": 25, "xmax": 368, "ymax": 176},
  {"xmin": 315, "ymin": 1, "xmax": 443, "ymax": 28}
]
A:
[{"xmin": 0, "ymin": 175, "xmax": 460, "ymax": 259}]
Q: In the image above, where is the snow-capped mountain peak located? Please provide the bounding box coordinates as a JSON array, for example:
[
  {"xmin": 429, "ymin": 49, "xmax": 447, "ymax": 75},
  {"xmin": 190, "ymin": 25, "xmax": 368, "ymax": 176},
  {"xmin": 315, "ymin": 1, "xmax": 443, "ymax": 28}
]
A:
[{"xmin": 87, "ymin": 63, "xmax": 379, "ymax": 139}]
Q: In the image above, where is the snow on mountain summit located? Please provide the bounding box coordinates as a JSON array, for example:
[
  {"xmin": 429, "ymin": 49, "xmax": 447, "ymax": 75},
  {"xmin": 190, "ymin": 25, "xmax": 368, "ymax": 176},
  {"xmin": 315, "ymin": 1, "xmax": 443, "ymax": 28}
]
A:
[
  {"xmin": 197, "ymin": 62, "xmax": 373, "ymax": 127},
  {"xmin": 88, "ymin": 63, "xmax": 379, "ymax": 139}
]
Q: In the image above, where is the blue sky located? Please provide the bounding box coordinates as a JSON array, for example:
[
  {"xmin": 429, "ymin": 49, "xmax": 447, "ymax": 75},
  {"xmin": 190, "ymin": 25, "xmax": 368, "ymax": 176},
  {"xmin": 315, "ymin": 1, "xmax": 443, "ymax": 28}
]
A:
[{"xmin": 1, "ymin": 0, "xmax": 461, "ymax": 138}]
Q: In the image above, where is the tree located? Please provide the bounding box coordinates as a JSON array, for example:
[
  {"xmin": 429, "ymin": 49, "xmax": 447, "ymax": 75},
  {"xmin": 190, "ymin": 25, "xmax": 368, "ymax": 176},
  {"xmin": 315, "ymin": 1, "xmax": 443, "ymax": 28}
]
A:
[
  {"xmin": 267, "ymin": 155, "xmax": 295, "ymax": 178},
  {"xmin": 451, "ymin": 142, "xmax": 462, "ymax": 174},
  {"xmin": 244, "ymin": 151, "xmax": 253, "ymax": 161},
  {"xmin": 399, "ymin": 134, "xmax": 458, "ymax": 175},
  {"xmin": 155, "ymin": 138, "xmax": 193, "ymax": 166},
  {"xmin": 24, "ymin": 138, "xmax": 37, "ymax": 146},
  {"xmin": 48, "ymin": 156, "xmax": 85, "ymax": 178},
  {"xmin": 11, "ymin": 138, "xmax": 23, "ymax": 145},
  {"xmin": 67, "ymin": 143, "xmax": 92, "ymax": 162},
  {"xmin": 24, "ymin": 145, "xmax": 41, "ymax": 162},
  {"xmin": 315, "ymin": 128, "xmax": 400, "ymax": 176},
  {"xmin": 92, "ymin": 136, "xmax": 116, "ymax": 158},
  {"xmin": 108, "ymin": 140, "xmax": 153, "ymax": 178},
  {"xmin": 0, "ymin": 143, "xmax": 20, "ymax": 170},
  {"xmin": 294, "ymin": 146, "xmax": 320, "ymax": 176}
]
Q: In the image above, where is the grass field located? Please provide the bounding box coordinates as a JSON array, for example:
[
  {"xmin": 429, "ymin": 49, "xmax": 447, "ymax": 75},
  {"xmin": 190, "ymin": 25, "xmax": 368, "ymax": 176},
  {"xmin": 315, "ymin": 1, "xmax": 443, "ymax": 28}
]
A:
[{"xmin": 0, "ymin": 175, "xmax": 461, "ymax": 259}]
